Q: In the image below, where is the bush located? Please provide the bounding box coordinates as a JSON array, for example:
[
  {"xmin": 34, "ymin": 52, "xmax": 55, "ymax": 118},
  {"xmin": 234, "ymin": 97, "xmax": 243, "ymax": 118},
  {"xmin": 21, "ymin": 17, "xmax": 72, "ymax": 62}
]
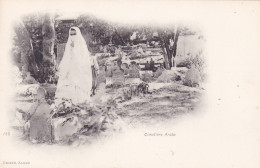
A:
[
  {"xmin": 177, "ymin": 58, "xmax": 191, "ymax": 68},
  {"xmin": 178, "ymin": 51, "xmax": 204, "ymax": 68},
  {"xmin": 177, "ymin": 51, "xmax": 205, "ymax": 82},
  {"xmin": 183, "ymin": 67, "xmax": 201, "ymax": 87}
]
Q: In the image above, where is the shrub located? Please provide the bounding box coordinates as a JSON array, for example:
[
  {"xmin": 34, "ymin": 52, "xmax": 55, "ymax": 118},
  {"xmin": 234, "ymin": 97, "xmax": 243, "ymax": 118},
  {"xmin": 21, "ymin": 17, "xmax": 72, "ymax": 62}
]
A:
[
  {"xmin": 183, "ymin": 67, "xmax": 201, "ymax": 87},
  {"xmin": 178, "ymin": 51, "xmax": 204, "ymax": 69},
  {"xmin": 177, "ymin": 51, "xmax": 205, "ymax": 82}
]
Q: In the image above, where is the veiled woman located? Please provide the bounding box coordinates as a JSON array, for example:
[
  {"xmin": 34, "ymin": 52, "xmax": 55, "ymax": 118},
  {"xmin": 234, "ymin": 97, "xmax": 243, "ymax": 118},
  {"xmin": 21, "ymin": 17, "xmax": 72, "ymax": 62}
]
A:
[{"xmin": 55, "ymin": 27, "xmax": 92, "ymax": 105}]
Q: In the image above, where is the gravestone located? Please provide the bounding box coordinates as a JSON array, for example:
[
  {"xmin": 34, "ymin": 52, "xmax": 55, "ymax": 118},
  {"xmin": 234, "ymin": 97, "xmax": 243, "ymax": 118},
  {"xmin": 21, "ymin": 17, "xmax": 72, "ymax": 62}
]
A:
[
  {"xmin": 112, "ymin": 65, "xmax": 124, "ymax": 87},
  {"xmin": 28, "ymin": 88, "xmax": 52, "ymax": 143},
  {"xmin": 57, "ymin": 43, "xmax": 66, "ymax": 66},
  {"xmin": 125, "ymin": 64, "xmax": 141, "ymax": 84},
  {"xmin": 128, "ymin": 64, "xmax": 140, "ymax": 78},
  {"xmin": 29, "ymin": 101, "xmax": 52, "ymax": 143},
  {"xmin": 153, "ymin": 67, "xmax": 164, "ymax": 78}
]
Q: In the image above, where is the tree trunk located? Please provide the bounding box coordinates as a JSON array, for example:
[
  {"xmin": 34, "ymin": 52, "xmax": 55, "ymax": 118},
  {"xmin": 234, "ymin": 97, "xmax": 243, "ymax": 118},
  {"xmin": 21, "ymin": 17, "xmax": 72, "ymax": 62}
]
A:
[
  {"xmin": 172, "ymin": 27, "xmax": 180, "ymax": 67},
  {"xmin": 162, "ymin": 26, "xmax": 180, "ymax": 69},
  {"xmin": 159, "ymin": 31, "xmax": 170, "ymax": 70},
  {"xmin": 19, "ymin": 21, "xmax": 36, "ymax": 76},
  {"xmin": 42, "ymin": 14, "xmax": 56, "ymax": 64},
  {"xmin": 162, "ymin": 41, "xmax": 170, "ymax": 70}
]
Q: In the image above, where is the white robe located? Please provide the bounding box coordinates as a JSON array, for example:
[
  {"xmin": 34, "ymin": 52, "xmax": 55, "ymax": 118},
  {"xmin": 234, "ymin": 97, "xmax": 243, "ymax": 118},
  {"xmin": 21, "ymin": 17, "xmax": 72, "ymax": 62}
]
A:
[{"xmin": 55, "ymin": 27, "xmax": 92, "ymax": 105}]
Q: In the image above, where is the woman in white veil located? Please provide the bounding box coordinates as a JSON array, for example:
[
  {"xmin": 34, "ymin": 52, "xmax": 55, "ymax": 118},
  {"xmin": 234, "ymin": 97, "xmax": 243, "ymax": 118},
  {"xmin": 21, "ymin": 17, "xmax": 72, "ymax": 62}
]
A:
[{"xmin": 55, "ymin": 27, "xmax": 92, "ymax": 105}]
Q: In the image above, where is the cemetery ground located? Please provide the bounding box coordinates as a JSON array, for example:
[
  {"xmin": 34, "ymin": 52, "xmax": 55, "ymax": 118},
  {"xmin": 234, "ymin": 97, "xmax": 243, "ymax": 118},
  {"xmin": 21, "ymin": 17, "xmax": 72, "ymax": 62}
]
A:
[
  {"xmin": 93, "ymin": 81, "xmax": 203, "ymax": 128},
  {"xmin": 13, "ymin": 35, "xmax": 205, "ymax": 145}
]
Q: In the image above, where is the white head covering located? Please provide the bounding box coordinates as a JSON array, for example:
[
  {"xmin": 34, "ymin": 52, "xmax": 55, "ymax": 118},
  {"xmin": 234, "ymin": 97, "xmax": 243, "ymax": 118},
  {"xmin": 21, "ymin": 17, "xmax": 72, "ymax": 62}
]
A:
[{"xmin": 55, "ymin": 27, "xmax": 93, "ymax": 104}]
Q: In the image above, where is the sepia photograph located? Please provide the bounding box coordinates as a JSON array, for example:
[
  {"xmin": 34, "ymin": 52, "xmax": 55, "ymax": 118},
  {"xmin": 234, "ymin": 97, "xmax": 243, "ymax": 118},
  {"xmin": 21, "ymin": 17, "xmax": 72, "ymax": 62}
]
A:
[
  {"xmin": 11, "ymin": 11, "xmax": 205, "ymax": 145},
  {"xmin": 0, "ymin": 1, "xmax": 259, "ymax": 168}
]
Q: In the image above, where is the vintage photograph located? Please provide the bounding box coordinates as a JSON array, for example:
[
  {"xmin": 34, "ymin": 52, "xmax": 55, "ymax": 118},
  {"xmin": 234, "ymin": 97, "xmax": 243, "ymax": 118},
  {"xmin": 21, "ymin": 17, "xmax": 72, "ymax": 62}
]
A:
[
  {"xmin": 11, "ymin": 12, "xmax": 206, "ymax": 145},
  {"xmin": 1, "ymin": 1, "xmax": 259, "ymax": 168}
]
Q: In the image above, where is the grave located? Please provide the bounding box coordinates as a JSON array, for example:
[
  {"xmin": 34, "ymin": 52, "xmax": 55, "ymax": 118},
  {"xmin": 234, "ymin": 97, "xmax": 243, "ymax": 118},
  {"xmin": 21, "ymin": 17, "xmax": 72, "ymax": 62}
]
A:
[
  {"xmin": 125, "ymin": 64, "xmax": 141, "ymax": 85},
  {"xmin": 112, "ymin": 65, "xmax": 125, "ymax": 87}
]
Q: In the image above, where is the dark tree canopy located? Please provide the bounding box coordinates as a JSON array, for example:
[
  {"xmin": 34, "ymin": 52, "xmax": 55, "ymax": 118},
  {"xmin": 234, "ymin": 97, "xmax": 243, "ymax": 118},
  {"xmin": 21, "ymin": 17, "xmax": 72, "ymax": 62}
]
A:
[{"xmin": 12, "ymin": 12, "xmax": 195, "ymax": 83}]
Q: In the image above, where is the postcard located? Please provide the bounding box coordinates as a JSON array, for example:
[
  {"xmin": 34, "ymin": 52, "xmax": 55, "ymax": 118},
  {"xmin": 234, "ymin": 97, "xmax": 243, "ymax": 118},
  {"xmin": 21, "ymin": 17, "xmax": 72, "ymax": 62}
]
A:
[{"xmin": 0, "ymin": 1, "xmax": 259, "ymax": 168}]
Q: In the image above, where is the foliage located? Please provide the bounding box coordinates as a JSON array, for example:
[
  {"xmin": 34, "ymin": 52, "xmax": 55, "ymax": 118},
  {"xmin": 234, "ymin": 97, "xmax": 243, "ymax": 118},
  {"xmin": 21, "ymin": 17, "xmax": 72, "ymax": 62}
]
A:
[
  {"xmin": 22, "ymin": 13, "xmax": 45, "ymax": 65},
  {"xmin": 12, "ymin": 13, "xmax": 57, "ymax": 83},
  {"xmin": 177, "ymin": 50, "xmax": 205, "ymax": 82},
  {"xmin": 12, "ymin": 12, "xmax": 198, "ymax": 84},
  {"xmin": 12, "ymin": 22, "xmax": 33, "ymax": 70},
  {"xmin": 183, "ymin": 67, "xmax": 201, "ymax": 87},
  {"xmin": 188, "ymin": 51, "xmax": 205, "ymax": 73}
]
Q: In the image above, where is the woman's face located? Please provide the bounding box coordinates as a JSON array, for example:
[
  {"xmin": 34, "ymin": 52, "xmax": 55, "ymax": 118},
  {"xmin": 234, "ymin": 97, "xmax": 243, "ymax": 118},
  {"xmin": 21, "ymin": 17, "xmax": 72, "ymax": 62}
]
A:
[{"xmin": 70, "ymin": 29, "xmax": 77, "ymax": 36}]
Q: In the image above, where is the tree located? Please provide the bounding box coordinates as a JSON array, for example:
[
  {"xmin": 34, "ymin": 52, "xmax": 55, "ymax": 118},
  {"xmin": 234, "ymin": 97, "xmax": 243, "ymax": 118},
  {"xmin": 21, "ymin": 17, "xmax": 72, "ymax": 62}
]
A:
[
  {"xmin": 12, "ymin": 19, "xmax": 36, "ymax": 76},
  {"xmin": 13, "ymin": 12, "xmax": 190, "ymax": 83},
  {"xmin": 12, "ymin": 13, "xmax": 57, "ymax": 82},
  {"xmin": 42, "ymin": 14, "xmax": 56, "ymax": 64},
  {"xmin": 159, "ymin": 26, "xmax": 180, "ymax": 70}
]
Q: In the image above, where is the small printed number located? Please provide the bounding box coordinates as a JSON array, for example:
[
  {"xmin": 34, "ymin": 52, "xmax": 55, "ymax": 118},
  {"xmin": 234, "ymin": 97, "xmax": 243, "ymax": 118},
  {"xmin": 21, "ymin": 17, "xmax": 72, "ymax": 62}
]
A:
[{"xmin": 3, "ymin": 132, "xmax": 10, "ymax": 136}]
